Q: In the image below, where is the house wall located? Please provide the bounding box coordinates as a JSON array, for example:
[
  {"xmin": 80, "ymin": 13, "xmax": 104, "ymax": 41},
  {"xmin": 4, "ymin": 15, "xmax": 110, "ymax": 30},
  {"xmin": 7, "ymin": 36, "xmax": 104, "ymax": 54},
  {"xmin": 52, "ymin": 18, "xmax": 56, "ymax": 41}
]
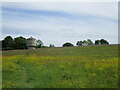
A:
[{"xmin": 27, "ymin": 39, "xmax": 36, "ymax": 47}]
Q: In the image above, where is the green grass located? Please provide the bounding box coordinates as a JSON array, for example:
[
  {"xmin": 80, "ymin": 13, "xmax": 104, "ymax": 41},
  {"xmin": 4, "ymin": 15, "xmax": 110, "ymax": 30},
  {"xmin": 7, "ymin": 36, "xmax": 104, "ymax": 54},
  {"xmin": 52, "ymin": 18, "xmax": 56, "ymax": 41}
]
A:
[{"xmin": 2, "ymin": 44, "xmax": 119, "ymax": 88}]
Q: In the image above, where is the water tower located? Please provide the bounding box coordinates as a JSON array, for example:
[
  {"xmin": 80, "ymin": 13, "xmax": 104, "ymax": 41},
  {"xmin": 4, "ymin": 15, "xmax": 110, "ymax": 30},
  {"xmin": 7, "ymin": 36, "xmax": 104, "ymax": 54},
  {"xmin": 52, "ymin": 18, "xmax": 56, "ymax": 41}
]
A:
[{"xmin": 27, "ymin": 37, "xmax": 36, "ymax": 49}]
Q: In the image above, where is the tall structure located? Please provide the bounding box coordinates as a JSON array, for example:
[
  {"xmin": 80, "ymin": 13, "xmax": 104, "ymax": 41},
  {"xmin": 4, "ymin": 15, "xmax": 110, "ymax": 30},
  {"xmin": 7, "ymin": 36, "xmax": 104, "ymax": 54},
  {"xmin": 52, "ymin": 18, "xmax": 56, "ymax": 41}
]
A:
[{"xmin": 27, "ymin": 37, "xmax": 36, "ymax": 49}]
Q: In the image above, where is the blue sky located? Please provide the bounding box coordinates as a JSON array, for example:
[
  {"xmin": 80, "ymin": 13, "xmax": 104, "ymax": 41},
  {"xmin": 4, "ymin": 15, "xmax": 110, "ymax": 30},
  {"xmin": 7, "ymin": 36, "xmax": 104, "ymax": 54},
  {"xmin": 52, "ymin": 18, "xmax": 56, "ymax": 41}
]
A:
[{"xmin": 1, "ymin": 2, "xmax": 118, "ymax": 46}]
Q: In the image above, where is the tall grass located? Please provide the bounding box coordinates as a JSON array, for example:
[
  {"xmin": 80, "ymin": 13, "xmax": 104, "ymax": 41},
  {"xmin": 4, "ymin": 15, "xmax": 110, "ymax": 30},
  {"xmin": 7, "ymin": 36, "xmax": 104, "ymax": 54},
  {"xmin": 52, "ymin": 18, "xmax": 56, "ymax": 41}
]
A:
[{"xmin": 2, "ymin": 45, "xmax": 119, "ymax": 88}]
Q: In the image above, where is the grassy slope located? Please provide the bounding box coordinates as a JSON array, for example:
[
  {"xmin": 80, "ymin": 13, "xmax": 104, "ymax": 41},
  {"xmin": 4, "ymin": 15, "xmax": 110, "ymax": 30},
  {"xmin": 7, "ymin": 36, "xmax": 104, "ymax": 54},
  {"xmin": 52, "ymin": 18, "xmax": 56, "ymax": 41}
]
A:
[{"xmin": 2, "ymin": 44, "xmax": 119, "ymax": 88}]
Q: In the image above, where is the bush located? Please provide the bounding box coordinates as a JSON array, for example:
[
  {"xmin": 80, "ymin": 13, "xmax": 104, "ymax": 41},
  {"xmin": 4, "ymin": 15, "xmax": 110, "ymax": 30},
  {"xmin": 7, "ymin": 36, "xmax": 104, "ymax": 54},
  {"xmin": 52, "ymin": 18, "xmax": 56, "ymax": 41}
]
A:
[
  {"xmin": 95, "ymin": 39, "xmax": 109, "ymax": 45},
  {"xmin": 63, "ymin": 42, "xmax": 74, "ymax": 47}
]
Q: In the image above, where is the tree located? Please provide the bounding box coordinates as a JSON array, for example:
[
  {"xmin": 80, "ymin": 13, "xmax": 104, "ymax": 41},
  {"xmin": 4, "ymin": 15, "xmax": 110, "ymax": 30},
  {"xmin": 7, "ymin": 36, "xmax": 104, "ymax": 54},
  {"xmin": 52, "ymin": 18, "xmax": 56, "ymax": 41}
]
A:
[
  {"xmin": 87, "ymin": 39, "xmax": 94, "ymax": 45},
  {"xmin": 0, "ymin": 41, "xmax": 2, "ymax": 50},
  {"xmin": 95, "ymin": 40, "xmax": 100, "ymax": 45},
  {"xmin": 36, "ymin": 40, "xmax": 43, "ymax": 48},
  {"xmin": 14, "ymin": 36, "xmax": 27, "ymax": 49},
  {"xmin": 63, "ymin": 42, "xmax": 74, "ymax": 47},
  {"xmin": 82, "ymin": 40, "xmax": 87, "ymax": 43},
  {"xmin": 100, "ymin": 39, "xmax": 109, "ymax": 45},
  {"xmin": 49, "ymin": 44, "xmax": 55, "ymax": 47},
  {"xmin": 2, "ymin": 36, "xmax": 14, "ymax": 50},
  {"xmin": 82, "ymin": 40, "xmax": 88, "ymax": 46},
  {"xmin": 95, "ymin": 39, "xmax": 109, "ymax": 45},
  {"xmin": 76, "ymin": 41, "xmax": 83, "ymax": 46}
]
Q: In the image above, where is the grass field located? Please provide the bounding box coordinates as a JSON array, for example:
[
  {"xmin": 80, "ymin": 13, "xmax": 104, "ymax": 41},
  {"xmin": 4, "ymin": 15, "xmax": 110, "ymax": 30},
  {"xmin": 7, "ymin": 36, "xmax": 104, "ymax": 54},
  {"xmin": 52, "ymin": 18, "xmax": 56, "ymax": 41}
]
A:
[{"xmin": 2, "ymin": 45, "xmax": 119, "ymax": 88}]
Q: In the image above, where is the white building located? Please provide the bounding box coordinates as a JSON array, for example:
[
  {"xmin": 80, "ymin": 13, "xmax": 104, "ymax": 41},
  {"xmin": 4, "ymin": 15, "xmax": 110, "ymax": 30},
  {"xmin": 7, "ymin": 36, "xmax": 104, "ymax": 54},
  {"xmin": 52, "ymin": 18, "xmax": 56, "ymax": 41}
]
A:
[{"xmin": 27, "ymin": 37, "xmax": 36, "ymax": 49}]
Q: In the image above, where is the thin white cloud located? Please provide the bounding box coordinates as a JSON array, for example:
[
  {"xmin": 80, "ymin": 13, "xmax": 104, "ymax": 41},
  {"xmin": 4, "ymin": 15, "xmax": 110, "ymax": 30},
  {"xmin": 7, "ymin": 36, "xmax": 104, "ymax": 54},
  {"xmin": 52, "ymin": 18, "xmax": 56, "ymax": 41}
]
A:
[{"xmin": 3, "ymin": 2, "xmax": 118, "ymax": 20}]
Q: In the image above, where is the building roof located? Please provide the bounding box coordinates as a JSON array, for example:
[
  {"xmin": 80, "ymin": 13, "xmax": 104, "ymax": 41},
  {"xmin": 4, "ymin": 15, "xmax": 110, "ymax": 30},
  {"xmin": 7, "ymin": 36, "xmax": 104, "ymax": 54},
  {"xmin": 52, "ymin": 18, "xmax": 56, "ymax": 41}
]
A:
[{"xmin": 27, "ymin": 37, "xmax": 36, "ymax": 40}]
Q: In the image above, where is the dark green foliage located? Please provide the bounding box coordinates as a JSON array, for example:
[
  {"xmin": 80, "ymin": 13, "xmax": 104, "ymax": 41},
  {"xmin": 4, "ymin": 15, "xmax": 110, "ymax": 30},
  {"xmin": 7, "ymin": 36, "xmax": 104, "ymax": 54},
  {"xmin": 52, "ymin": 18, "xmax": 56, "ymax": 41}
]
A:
[
  {"xmin": 63, "ymin": 42, "xmax": 74, "ymax": 47},
  {"xmin": 87, "ymin": 39, "xmax": 94, "ymax": 45},
  {"xmin": 49, "ymin": 44, "xmax": 55, "ymax": 47},
  {"xmin": 76, "ymin": 39, "xmax": 94, "ymax": 46},
  {"xmin": 14, "ymin": 36, "xmax": 27, "ymax": 49},
  {"xmin": 95, "ymin": 39, "xmax": 109, "ymax": 45},
  {"xmin": 1, "ymin": 35, "xmax": 110, "ymax": 50},
  {"xmin": 2, "ymin": 36, "xmax": 27, "ymax": 50},
  {"xmin": 36, "ymin": 40, "xmax": 43, "ymax": 48},
  {"xmin": 35, "ymin": 45, "xmax": 41, "ymax": 48},
  {"xmin": 100, "ymin": 39, "xmax": 109, "ymax": 45},
  {"xmin": 95, "ymin": 40, "xmax": 100, "ymax": 45},
  {"xmin": 76, "ymin": 41, "xmax": 83, "ymax": 46},
  {"xmin": 82, "ymin": 40, "xmax": 88, "ymax": 44},
  {"xmin": 2, "ymin": 36, "xmax": 14, "ymax": 50}
]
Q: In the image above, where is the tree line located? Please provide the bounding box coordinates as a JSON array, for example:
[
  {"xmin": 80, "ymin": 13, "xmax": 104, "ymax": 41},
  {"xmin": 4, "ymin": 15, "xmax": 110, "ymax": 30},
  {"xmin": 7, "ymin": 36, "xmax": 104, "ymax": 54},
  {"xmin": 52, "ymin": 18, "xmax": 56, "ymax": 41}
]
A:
[
  {"xmin": 63, "ymin": 39, "xmax": 109, "ymax": 47},
  {"xmin": 1, "ymin": 36, "xmax": 55, "ymax": 50},
  {"xmin": 0, "ymin": 36, "xmax": 109, "ymax": 50},
  {"xmin": 1, "ymin": 36, "xmax": 27, "ymax": 50}
]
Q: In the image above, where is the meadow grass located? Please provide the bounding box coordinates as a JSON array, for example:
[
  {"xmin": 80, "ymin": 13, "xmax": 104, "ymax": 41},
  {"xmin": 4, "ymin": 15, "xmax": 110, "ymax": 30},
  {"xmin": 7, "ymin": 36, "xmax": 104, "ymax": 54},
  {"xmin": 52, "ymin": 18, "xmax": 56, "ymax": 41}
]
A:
[{"xmin": 2, "ymin": 44, "xmax": 119, "ymax": 88}]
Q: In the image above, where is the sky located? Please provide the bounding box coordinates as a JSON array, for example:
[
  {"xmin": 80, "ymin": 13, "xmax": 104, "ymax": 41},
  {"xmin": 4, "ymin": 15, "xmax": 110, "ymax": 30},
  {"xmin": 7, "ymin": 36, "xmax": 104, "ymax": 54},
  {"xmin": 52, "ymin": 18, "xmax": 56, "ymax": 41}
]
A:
[{"xmin": 1, "ymin": 2, "xmax": 118, "ymax": 47}]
